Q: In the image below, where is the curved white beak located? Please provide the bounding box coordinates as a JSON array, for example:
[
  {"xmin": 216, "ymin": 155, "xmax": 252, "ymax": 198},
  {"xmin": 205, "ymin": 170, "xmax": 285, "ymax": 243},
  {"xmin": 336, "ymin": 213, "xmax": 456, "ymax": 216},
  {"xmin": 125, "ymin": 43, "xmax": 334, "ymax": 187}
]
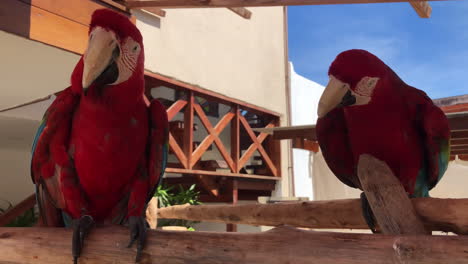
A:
[
  {"xmin": 82, "ymin": 27, "xmax": 118, "ymax": 90},
  {"xmin": 317, "ymin": 75, "xmax": 349, "ymax": 118}
]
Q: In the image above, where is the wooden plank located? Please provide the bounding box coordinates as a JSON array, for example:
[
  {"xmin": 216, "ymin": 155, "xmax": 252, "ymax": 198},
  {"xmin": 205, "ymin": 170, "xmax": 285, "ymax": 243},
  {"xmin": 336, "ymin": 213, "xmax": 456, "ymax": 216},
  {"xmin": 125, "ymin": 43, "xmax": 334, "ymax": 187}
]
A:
[
  {"xmin": 239, "ymin": 116, "xmax": 278, "ymax": 176},
  {"xmin": 2, "ymin": 226, "xmax": 468, "ymax": 264},
  {"xmin": 292, "ymin": 138, "xmax": 319, "ymax": 152},
  {"xmin": 409, "ymin": 0, "xmax": 432, "ymax": 18},
  {"xmin": 125, "ymin": 0, "xmax": 446, "ymax": 8},
  {"xmin": 165, "ymin": 168, "xmax": 281, "ymax": 181},
  {"xmin": 0, "ymin": 0, "xmax": 88, "ymax": 55},
  {"xmin": 140, "ymin": 7, "xmax": 167, "ymax": 16},
  {"xmin": 231, "ymin": 107, "xmax": 241, "ymax": 173},
  {"xmin": 452, "ymin": 130, "xmax": 468, "ymax": 140},
  {"xmin": 447, "ymin": 112, "xmax": 468, "ymax": 131},
  {"xmin": 357, "ymin": 154, "xmax": 428, "ymax": 235},
  {"xmin": 227, "ymin": 7, "xmax": 252, "ymax": 19},
  {"xmin": 184, "ymin": 92, "xmax": 194, "ymax": 169},
  {"xmin": 452, "ymin": 149, "xmax": 468, "ymax": 155},
  {"xmin": 451, "ymin": 145, "xmax": 468, "ymax": 150},
  {"xmin": 157, "ymin": 198, "xmax": 468, "ymax": 234},
  {"xmin": 145, "ymin": 71, "xmax": 281, "ymax": 117},
  {"xmin": 26, "ymin": 0, "xmax": 109, "ymax": 26},
  {"xmin": 0, "ymin": 194, "xmax": 36, "ymax": 226},
  {"xmin": 169, "ymin": 133, "xmax": 188, "ymax": 168},
  {"xmin": 451, "ymin": 139, "xmax": 468, "ymax": 146},
  {"xmin": 237, "ymin": 180, "xmax": 276, "ymax": 191},
  {"xmin": 166, "ymin": 99, "xmax": 188, "ymax": 120}
]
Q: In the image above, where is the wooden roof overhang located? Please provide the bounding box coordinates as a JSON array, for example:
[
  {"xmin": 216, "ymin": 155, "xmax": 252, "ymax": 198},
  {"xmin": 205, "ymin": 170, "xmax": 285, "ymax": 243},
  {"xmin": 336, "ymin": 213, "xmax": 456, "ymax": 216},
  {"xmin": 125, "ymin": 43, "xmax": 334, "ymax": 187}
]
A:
[
  {"xmin": 254, "ymin": 111, "xmax": 468, "ymax": 159},
  {"xmin": 115, "ymin": 0, "xmax": 447, "ymax": 19}
]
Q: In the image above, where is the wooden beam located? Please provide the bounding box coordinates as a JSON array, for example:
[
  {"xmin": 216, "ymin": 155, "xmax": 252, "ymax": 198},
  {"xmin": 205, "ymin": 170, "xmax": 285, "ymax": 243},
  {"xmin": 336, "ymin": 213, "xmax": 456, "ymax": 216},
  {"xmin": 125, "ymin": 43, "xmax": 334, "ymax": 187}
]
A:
[
  {"xmin": 137, "ymin": 7, "xmax": 167, "ymax": 16},
  {"xmin": 184, "ymin": 92, "xmax": 194, "ymax": 169},
  {"xmin": 124, "ymin": 0, "xmax": 446, "ymax": 8},
  {"xmin": 166, "ymin": 99, "xmax": 188, "ymax": 120},
  {"xmin": 447, "ymin": 112, "xmax": 468, "ymax": 131},
  {"xmin": 2, "ymin": 226, "xmax": 468, "ymax": 264},
  {"xmin": 157, "ymin": 198, "xmax": 468, "ymax": 234},
  {"xmin": 145, "ymin": 71, "xmax": 281, "ymax": 117},
  {"xmin": 292, "ymin": 138, "xmax": 319, "ymax": 152},
  {"xmin": 357, "ymin": 154, "xmax": 428, "ymax": 235},
  {"xmin": 409, "ymin": 0, "xmax": 432, "ymax": 18},
  {"xmin": 169, "ymin": 133, "xmax": 188, "ymax": 167},
  {"xmin": 0, "ymin": 194, "xmax": 36, "ymax": 226},
  {"xmin": 451, "ymin": 138, "xmax": 468, "ymax": 146},
  {"xmin": 226, "ymin": 179, "xmax": 239, "ymax": 232},
  {"xmin": 165, "ymin": 168, "xmax": 281, "ymax": 180},
  {"xmin": 231, "ymin": 106, "xmax": 240, "ymax": 173},
  {"xmin": 227, "ymin": 7, "xmax": 252, "ymax": 19}
]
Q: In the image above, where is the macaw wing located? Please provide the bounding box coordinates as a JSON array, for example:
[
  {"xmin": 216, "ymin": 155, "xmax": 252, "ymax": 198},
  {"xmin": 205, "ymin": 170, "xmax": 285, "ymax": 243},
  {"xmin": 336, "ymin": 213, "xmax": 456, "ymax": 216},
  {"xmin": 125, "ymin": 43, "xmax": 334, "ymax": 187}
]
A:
[
  {"xmin": 31, "ymin": 87, "xmax": 80, "ymax": 225},
  {"xmin": 316, "ymin": 107, "xmax": 360, "ymax": 189},
  {"xmin": 146, "ymin": 98, "xmax": 169, "ymax": 203},
  {"xmin": 408, "ymin": 88, "xmax": 451, "ymax": 190}
]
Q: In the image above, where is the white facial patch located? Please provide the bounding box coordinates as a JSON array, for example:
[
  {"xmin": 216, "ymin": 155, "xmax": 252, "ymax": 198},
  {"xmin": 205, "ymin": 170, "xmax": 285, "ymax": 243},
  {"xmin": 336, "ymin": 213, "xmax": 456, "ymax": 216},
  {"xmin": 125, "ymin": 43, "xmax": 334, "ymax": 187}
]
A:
[
  {"xmin": 351, "ymin": 76, "xmax": 379, "ymax": 106},
  {"xmin": 113, "ymin": 37, "xmax": 141, "ymax": 85}
]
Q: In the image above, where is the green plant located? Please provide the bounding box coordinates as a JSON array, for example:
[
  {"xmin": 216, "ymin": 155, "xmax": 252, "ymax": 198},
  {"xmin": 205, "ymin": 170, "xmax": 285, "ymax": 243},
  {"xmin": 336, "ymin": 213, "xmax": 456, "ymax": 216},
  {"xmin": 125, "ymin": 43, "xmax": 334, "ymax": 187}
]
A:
[
  {"xmin": 0, "ymin": 199, "xmax": 38, "ymax": 227},
  {"xmin": 154, "ymin": 183, "xmax": 201, "ymax": 229}
]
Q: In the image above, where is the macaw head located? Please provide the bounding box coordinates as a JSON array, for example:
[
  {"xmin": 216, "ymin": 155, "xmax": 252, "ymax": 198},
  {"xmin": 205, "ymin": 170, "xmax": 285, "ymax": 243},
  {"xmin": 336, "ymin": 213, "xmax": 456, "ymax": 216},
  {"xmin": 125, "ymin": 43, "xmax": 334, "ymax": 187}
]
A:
[
  {"xmin": 317, "ymin": 49, "xmax": 396, "ymax": 118},
  {"xmin": 71, "ymin": 9, "xmax": 144, "ymax": 101}
]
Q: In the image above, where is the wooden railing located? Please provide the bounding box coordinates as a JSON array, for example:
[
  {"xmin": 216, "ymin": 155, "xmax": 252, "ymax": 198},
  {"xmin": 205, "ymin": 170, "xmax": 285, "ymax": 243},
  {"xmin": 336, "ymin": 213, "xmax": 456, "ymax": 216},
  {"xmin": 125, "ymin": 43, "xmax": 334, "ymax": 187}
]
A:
[
  {"xmin": 145, "ymin": 71, "xmax": 282, "ymax": 181},
  {"xmin": 0, "ymin": 194, "xmax": 36, "ymax": 226}
]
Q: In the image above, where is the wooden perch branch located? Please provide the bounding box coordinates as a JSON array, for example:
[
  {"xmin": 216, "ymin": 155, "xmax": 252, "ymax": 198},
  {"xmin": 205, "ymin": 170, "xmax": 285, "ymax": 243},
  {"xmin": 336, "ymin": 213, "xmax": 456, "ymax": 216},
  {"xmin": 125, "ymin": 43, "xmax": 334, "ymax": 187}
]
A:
[
  {"xmin": 1, "ymin": 226, "xmax": 468, "ymax": 264},
  {"xmin": 357, "ymin": 154, "xmax": 428, "ymax": 235},
  {"xmin": 157, "ymin": 198, "xmax": 468, "ymax": 234}
]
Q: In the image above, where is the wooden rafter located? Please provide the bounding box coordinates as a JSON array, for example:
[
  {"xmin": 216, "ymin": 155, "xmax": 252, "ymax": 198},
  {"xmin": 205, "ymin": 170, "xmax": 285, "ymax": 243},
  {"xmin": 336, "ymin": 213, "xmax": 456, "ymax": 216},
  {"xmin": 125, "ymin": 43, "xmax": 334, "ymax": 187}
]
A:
[
  {"xmin": 184, "ymin": 92, "xmax": 195, "ymax": 169},
  {"xmin": 409, "ymin": 0, "xmax": 432, "ymax": 18},
  {"xmin": 227, "ymin": 7, "xmax": 252, "ymax": 19},
  {"xmin": 169, "ymin": 133, "xmax": 188, "ymax": 167},
  {"xmin": 124, "ymin": 0, "xmax": 443, "ymax": 8},
  {"xmin": 166, "ymin": 99, "xmax": 187, "ymax": 120},
  {"xmin": 165, "ymin": 167, "xmax": 281, "ymax": 180}
]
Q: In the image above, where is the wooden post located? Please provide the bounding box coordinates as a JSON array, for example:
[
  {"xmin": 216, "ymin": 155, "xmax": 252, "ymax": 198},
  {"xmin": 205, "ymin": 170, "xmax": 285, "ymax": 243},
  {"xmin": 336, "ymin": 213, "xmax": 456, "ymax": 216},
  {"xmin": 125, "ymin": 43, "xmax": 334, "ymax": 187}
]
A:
[
  {"xmin": 184, "ymin": 91, "xmax": 194, "ymax": 169},
  {"xmin": 1, "ymin": 226, "xmax": 468, "ymax": 264},
  {"xmin": 231, "ymin": 106, "xmax": 240, "ymax": 173},
  {"xmin": 156, "ymin": 198, "xmax": 468, "ymax": 234},
  {"xmin": 357, "ymin": 154, "xmax": 428, "ymax": 235},
  {"xmin": 226, "ymin": 179, "xmax": 238, "ymax": 232}
]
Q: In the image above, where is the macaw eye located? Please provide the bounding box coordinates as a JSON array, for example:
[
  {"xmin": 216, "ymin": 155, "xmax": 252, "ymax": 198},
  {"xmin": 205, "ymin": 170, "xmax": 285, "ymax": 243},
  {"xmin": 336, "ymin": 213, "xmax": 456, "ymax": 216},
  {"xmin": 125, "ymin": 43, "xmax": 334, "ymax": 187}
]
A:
[{"xmin": 132, "ymin": 45, "xmax": 139, "ymax": 52}]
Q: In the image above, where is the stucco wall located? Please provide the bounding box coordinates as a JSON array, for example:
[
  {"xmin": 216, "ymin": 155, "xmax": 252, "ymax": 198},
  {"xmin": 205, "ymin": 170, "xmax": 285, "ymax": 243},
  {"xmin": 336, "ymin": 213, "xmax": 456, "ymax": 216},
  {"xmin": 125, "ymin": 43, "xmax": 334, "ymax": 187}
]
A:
[
  {"xmin": 135, "ymin": 7, "xmax": 287, "ymax": 115},
  {"xmin": 0, "ymin": 31, "xmax": 80, "ymax": 110}
]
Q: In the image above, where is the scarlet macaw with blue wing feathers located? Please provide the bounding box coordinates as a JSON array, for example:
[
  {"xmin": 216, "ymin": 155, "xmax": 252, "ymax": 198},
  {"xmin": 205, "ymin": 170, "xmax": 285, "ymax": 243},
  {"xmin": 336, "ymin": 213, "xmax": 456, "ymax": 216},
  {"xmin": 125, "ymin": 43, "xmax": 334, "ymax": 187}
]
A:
[{"xmin": 31, "ymin": 9, "xmax": 168, "ymax": 263}]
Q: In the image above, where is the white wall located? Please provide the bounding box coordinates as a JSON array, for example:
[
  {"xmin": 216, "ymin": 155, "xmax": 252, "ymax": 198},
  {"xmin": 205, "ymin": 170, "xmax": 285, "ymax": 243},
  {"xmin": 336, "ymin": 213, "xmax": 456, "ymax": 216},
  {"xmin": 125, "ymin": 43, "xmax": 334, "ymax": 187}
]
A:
[{"xmin": 289, "ymin": 63, "xmax": 324, "ymax": 200}]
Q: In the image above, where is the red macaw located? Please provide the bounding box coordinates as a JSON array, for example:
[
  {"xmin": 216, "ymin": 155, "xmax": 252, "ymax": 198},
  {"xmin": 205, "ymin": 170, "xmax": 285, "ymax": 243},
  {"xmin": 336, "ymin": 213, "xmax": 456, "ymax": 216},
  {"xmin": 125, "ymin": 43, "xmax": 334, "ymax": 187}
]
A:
[
  {"xmin": 31, "ymin": 9, "xmax": 168, "ymax": 263},
  {"xmin": 316, "ymin": 49, "xmax": 450, "ymax": 232}
]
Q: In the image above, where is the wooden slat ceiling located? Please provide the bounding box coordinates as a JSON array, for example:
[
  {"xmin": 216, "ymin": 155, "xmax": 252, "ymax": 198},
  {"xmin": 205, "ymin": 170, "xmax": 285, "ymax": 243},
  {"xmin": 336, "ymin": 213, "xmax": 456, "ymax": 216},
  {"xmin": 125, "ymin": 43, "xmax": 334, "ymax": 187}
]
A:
[{"xmin": 253, "ymin": 112, "xmax": 468, "ymax": 156}]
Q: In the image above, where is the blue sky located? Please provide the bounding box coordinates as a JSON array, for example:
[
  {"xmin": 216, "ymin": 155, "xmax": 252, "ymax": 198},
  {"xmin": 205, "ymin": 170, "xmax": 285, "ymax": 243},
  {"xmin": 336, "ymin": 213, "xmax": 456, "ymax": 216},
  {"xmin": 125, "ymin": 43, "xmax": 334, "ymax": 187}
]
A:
[{"xmin": 288, "ymin": 1, "xmax": 468, "ymax": 99}]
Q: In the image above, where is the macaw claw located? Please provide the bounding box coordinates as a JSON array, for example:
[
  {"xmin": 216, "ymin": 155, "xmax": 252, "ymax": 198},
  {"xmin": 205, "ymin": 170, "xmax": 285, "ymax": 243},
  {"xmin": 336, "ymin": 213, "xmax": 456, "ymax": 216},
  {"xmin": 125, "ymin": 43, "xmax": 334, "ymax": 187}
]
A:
[
  {"xmin": 72, "ymin": 215, "xmax": 94, "ymax": 264},
  {"xmin": 360, "ymin": 192, "xmax": 378, "ymax": 234},
  {"xmin": 127, "ymin": 216, "xmax": 147, "ymax": 263}
]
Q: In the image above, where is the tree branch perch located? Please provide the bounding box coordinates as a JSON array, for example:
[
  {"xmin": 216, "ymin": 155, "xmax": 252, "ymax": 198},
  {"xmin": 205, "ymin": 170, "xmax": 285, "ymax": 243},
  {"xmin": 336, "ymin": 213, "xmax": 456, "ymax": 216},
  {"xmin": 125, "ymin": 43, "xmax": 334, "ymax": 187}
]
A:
[
  {"xmin": 157, "ymin": 198, "xmax": 468, "ymax": 234},
  {"xmin": 0, "ymin": 226, "xmax": 468, "ymax": 264}
]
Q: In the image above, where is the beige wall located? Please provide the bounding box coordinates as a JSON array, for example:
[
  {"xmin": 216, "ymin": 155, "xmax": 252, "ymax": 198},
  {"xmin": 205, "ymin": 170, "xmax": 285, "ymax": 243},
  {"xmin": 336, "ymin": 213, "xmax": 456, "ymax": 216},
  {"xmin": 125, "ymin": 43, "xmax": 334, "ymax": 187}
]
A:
[
  {"xmin": 0, "ymin": 31, "xmax": 80, "ymax": 110},
  {"xmin": 312, "ymin": 151, "xmax": 468, "ymax": 201},
  {"xmin": 0, "ymin": 115, "xmax": 38, "ymax": 205},
  {"xmin": 135, "ymin": 7, "xmax": 288, "ymax": 115}
]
